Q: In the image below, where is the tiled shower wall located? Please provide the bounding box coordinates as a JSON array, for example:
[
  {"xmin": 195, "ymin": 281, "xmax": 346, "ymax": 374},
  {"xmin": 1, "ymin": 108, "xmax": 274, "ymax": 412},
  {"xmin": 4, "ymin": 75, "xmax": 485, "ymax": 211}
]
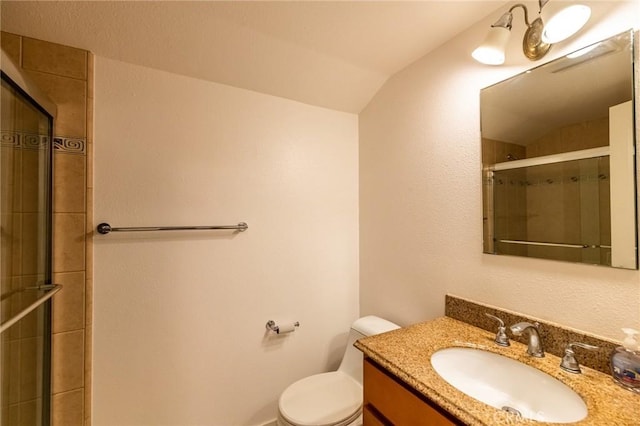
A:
[{"xmin": 1, "ymin": 32, "xmax": 93, "ymax": 426}]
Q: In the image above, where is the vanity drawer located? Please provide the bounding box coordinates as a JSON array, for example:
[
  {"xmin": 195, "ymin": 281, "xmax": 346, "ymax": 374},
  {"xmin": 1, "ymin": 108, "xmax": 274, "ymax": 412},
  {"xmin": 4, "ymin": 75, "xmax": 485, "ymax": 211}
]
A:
[
  {"xmin": 363, "ymin": 405, "xmax": 388, "ymax": 426},
  {"xmin": 363, "ymin": 358, "xmax": 460, "ymax": 426}
]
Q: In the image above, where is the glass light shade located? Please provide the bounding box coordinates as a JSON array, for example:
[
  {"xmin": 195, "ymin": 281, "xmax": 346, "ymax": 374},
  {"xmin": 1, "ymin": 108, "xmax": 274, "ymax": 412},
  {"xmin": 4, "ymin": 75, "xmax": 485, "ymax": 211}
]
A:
[
  {"xmin": 472, "ymin": 26, "xmax": 511, "ymax": 65},
  {"xmin": 541, "ymin": 4, "xmax": 591, "ymax": 44}
]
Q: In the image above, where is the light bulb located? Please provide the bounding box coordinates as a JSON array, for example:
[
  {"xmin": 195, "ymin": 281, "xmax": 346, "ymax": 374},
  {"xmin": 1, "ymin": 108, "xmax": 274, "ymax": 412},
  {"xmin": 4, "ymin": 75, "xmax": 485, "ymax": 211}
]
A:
[
  {"xmin": 472, "ymin": 26, "xmax": 511, "ymax": 65},
  {"xmin": 542, "ymin": 4, "xmax": 591, "ymax": 44}
]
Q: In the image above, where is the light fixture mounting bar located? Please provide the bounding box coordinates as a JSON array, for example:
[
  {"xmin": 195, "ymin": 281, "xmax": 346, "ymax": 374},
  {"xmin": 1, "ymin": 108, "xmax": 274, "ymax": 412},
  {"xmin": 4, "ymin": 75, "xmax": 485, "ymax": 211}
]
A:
[{"xmin": 507, "ymin": 3, "xmax": 532, "ymax": 27}]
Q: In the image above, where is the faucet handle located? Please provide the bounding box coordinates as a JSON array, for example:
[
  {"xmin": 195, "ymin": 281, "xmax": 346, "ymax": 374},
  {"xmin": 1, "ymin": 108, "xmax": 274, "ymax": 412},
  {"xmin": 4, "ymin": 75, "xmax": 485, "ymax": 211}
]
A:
[
  {"xmin": 560, "ymin": 342, "xmax": 599, "ymax": 374},
  {"xmin": 485, "ymin": 313, "xmax": 510, "ymax": 347}
]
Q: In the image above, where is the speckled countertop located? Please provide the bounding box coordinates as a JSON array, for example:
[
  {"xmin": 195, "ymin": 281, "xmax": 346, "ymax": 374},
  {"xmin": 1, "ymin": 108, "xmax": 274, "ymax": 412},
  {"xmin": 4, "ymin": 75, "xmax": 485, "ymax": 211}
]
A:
[{"xmin": 355, "ymin": 317, "xmax": 639, "ymax": 425}]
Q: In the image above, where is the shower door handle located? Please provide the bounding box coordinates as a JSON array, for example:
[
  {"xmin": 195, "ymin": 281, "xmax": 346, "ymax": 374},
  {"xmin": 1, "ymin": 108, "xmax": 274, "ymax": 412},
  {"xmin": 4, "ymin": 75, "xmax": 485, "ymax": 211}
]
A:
[{"xmin": 0, "ymin": 284, "xmax": 62, "ymax": 334}]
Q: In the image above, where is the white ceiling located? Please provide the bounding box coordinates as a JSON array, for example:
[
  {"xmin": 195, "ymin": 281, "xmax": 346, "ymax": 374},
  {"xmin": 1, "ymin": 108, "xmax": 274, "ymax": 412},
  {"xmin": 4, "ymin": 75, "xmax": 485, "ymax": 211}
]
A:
[{"xmin": 0, "ymin": 1, "xmax": 506, "ymax": 113}]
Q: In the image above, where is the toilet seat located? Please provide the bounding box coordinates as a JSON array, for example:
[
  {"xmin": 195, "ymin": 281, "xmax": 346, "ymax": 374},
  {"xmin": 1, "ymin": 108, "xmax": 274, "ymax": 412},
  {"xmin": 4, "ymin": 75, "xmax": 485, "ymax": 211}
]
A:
[{"xmin": 278, "ymin": 371, "xmax": 363, "ymax": 426}]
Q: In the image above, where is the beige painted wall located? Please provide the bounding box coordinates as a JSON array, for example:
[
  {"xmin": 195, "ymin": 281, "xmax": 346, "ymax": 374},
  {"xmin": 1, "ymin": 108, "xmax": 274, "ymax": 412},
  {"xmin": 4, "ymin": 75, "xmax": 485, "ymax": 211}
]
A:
[
  {"xmin": 360, "ymin": 1, "xmax": 640, "ymax": 340},
  {"xmin": 93, "ymin": 57, "xmax": 359, "ymax": 425}
]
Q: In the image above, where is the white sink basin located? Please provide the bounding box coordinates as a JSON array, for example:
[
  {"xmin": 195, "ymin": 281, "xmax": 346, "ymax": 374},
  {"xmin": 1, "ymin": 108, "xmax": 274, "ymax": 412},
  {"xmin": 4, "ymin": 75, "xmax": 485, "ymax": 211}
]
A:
[{"xmin": 430, "ymin": 347, "xmax": 587, "ymax": 423}]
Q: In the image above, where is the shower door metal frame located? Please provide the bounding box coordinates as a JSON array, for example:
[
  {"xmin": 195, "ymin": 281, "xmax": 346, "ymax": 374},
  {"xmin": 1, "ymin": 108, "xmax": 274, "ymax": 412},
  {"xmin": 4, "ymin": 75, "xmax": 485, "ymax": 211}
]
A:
[{"xmin": 1, "ymin": 48, "xmax": 57, "ymax": 426}]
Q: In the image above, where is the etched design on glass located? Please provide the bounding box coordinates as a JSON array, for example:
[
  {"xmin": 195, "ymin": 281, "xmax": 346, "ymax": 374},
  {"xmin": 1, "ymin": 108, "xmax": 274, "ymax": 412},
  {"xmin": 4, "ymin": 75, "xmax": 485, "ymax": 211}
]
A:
[{"xmin": 0, "ymin": 130, "xmax": 50, "ymax": 149}]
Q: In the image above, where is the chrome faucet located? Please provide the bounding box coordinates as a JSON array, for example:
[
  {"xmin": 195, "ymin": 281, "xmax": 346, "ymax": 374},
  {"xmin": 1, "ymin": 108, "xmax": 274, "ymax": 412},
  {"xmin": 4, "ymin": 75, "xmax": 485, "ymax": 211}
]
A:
[
  {"xmin": 560, "ymin": 342, "xmax": 599, "ymax": 373},
  {"xmin": 510, "ymin": 322, "xmax": 545, "ymax": 357},
  {"xmin": 485, "ymin": 313, "xmax": 510, "ymax": 347}
]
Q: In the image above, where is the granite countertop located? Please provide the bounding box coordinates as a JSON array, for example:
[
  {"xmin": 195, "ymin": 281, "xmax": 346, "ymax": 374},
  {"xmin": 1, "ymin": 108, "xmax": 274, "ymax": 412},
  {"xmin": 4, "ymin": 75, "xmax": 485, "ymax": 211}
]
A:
[{"xmin": 355, "ymin": 317, "xmax": 638, "ymax": 425}]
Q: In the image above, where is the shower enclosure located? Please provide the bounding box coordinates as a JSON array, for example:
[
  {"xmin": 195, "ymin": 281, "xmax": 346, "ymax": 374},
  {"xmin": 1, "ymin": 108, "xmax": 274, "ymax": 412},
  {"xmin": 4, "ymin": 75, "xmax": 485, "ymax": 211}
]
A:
[{"xmin": 1, "ymin": 52, "xmax": 59, "ymax": 425}]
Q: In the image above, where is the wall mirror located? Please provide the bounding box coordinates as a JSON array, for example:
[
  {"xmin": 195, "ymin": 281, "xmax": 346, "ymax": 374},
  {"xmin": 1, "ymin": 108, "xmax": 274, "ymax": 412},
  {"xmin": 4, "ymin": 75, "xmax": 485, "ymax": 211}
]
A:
[{"xmin": 481, "ymin": 30, "xmax": 637, "ymax": 269}]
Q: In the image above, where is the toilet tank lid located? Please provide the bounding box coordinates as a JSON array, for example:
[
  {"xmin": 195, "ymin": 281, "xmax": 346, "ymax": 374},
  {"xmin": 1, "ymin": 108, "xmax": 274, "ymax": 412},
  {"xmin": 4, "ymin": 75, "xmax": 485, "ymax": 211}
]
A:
[{"xmin": 351, "ymin": 316, "xmax": 400, "ymax": 336}]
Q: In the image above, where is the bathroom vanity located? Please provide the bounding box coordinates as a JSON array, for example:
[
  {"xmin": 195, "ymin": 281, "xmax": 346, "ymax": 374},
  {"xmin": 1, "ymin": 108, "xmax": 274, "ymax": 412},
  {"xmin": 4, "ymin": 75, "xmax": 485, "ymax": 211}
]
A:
[
  {"xmin": 356, "ymin": 317, "xmax": 638, "ymax": 425},
  {"xmin": 363, "ymin": 357, "xmax": 460, "ymax": 425}
]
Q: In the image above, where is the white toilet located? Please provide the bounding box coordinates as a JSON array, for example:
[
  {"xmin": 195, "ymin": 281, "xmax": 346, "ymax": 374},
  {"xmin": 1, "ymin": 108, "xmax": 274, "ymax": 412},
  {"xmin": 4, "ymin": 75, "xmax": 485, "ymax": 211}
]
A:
[{"xmin": 277, "ymin": 316, "xmax": 400, "ymax": 426}]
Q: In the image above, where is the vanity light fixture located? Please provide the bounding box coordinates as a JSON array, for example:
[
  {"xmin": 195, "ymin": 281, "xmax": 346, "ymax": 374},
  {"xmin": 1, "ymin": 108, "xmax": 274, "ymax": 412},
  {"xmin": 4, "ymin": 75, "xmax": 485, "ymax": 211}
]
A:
[
  {"xmin": 540, "ymin": 1, "xmax": 591, "ymax": 44},
  {"xmin": 472, "ymin": 0, "xmax": 591, "ymax": 65}
]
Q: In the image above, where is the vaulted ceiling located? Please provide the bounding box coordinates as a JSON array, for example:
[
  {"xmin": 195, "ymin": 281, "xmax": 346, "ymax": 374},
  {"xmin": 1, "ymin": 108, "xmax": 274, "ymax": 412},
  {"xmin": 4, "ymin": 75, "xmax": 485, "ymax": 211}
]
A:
[{"xmin": 0, "ymin": 1, "xmax": 506, "ymax": 112}]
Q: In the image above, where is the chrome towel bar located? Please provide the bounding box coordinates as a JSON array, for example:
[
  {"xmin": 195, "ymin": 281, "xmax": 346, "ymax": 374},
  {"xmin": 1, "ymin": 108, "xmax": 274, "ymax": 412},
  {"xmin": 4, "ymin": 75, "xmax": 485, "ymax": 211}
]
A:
[
  {"xmin": 96, "ymin": 222, "xmax": 248, "ymax": 235},
  {"xmin": 498, "ymin": 239, "xmax": 611, "ymax": 249}
]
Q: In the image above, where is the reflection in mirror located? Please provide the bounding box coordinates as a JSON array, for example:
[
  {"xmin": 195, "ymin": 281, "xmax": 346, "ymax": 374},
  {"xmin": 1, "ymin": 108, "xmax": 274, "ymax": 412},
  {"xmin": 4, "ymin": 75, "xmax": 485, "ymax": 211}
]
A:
[{"xmin": 481, "ymin": 31, "xmax": 637, "ymax": 269}]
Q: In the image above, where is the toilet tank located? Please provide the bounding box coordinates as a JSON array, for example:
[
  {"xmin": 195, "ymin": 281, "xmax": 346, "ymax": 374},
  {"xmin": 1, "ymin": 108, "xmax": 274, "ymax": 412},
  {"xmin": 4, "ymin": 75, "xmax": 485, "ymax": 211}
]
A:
[{"xmin": 337, "ymin": 316, "xmax": 400, "ymax": 384}]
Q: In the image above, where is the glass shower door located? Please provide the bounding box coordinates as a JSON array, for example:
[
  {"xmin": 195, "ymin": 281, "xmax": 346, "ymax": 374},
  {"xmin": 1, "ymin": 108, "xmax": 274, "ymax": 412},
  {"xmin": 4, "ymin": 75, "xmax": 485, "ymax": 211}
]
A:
[
  {"xmin": 1, "ymin": 72, "xmax": 54, "ymax": 425},
  {"xmin": 491, "ymin": 156, "xmax": 612, "ymax": 266}
]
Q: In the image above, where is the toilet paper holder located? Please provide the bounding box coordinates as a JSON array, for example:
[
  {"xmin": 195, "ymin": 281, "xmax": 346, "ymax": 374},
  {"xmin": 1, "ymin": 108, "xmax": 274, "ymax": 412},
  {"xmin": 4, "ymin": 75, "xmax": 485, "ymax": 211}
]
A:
[{"xmin": 266, "ymin": 320, "xmax": 300, "ymax": 334}]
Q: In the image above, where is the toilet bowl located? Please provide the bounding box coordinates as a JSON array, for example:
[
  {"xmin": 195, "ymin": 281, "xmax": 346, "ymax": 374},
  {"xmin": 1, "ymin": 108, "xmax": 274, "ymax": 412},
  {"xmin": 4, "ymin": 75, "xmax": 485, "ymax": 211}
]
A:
[{"xmin": 277, "ymin": 316, "xmax": 400, "ymax": 426}]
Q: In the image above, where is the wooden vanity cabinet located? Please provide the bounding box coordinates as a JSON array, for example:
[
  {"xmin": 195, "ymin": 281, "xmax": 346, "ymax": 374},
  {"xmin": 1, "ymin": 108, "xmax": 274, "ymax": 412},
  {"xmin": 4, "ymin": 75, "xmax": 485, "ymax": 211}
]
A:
[{"xmin": 363, "ymin": 358, "xmax": 464, "ymax": 426}]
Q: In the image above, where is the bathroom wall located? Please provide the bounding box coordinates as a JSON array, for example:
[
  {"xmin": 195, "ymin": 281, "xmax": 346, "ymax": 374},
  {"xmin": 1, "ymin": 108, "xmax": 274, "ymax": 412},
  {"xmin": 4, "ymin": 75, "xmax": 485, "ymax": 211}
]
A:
[
  {"xmin": 1, "ymin": 32, "xmax": 93, "ymax": 425},
  {"xmin": 93, "ymin": 57, "xmax": 359, "ymax": 425},
  {"xmin": 359, "ymin": 0, "xmax": 640, "ymax": 340}
]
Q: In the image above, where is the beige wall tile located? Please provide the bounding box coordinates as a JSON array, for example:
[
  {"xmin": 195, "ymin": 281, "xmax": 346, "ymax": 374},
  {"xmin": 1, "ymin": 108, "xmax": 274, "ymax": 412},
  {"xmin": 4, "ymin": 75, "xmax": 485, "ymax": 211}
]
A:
[
  {"xmin": 6, "ymin": 405, "xmax": 18, "ymax": 426},
  {"xmin": 86, "ymin": 98, "xmax": 94, "ymax": 144},
  {"xmin": 52, "ymin": 389, "xmax": 84, "ymax": 426},
  {"xmin": 0, "ymin": 279, "xmax": 11, "ymax": 327},
  {"xmin": 17, "ymin": 277, "xmax": 41, "ymax": 339},
  {"xmin": 52, "ymin": 271, "xmax": 85, "ymax": 333},
  {"xmin": 84, "ymin": 390, "xmax": 91, "ymax": 426},
  {"xmin": 87, "ymin": 52, "xmax": 94, "ymax": 100},
  {"xmin": 1, "ymin": 147, "xmax": 17, "ymax": 198},
  {"xmin": 21, "ymin": 213, "xmax": 39, "ymax": 276},
  {"xmin": 53, "ymin": 213, "xmax": 86, "ymax": 273},
  {"xmin": 54, "ymin": 152, "xmax": 86, "ymax": 213},
  {"xmin": 84, "ymin": 325, "xmax": 92, "ymax": 426},
  {"xmin": 85, "ymin": 236, "xmax": 93, "ymax": 280},
  {"xmin": 52, "ymin": 330, "xmax": 84, "ymax": 393},
  {"xmin": 86, "ymin": 142, "xmax": 93, "ymax": 189},
  {"xmin": 84, "ymin": 283, "xmax": 92, "ymax": 332},
  {"xmin": 1, "ymin": 214, "xmax": 20, "ymax": 280},
  {"xmin": 23, "ymin": 70, "xmax": 86, "ymax": 138},
  {"xmin": 3, "ymin": 340, "xmax": 20, "ymax": 404},
  {"xmin": 18, "ymin": 399, "xmax": 38, "ymax": 426},
  {"xmin": 20, "ymin": 149, "xmax": 43, "ymax": 213},
  {"xmin": 22, "ymin": 37, "xmax": 87, "ymax": 80},
  {"xmin": 0, "ymin": 31, "xmax": 21, "ymax": 65},
  {"xmin": 19, "ymin": 337, "xmax": 40, "ymax": 402},
  {"xmin": 7, "ymin": 148, "xmax": 23, "ymax": 213},
  {"xmin": 7, "ymin": 279, "xmax": 24, "ymax": 340},
  {"xmin": 1, "ymin": 403, "xmax": 11, "ymax": 426},
  {"xmin": 85, "ymin": 190, "xmax": 93, "ymax": 274},
  {"xmin": 10, "ymin": 214, "xmax": 23, "ymax": 276}
]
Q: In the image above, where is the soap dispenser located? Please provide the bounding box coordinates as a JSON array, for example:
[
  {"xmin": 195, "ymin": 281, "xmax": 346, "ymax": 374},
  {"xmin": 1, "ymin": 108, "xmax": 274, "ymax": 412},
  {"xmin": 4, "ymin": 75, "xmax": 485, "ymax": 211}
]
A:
[{"xmin": 610, "ymin": 328, "xmax": 640, "ymax": 393}]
